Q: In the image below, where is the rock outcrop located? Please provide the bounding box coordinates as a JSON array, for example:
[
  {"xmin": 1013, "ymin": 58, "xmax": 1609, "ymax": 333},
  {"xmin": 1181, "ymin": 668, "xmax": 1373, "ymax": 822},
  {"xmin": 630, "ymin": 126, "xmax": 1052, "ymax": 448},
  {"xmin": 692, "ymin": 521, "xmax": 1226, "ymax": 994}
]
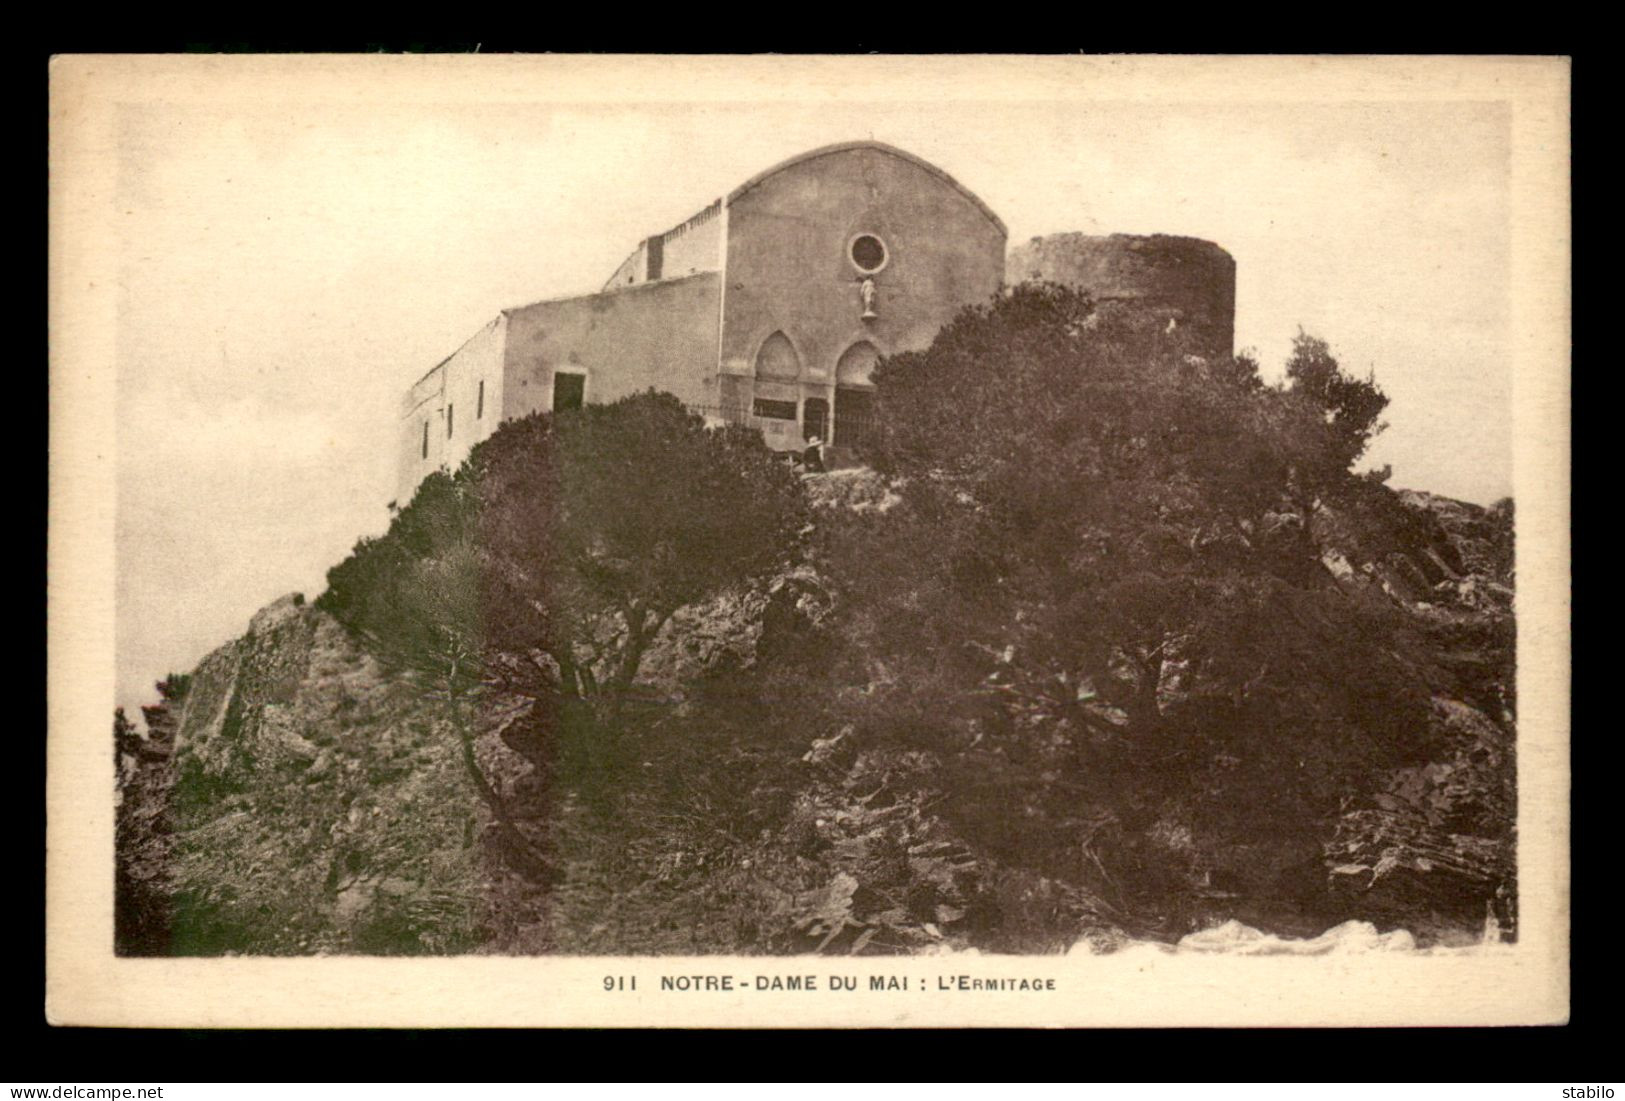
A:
[
  {"xmin": 1312, "ymin": 489, "xmax": 1517, "ymax": 940},
  {"xmin": 156, "ymin": 595, "xmax": 486, "ymax": 955}
]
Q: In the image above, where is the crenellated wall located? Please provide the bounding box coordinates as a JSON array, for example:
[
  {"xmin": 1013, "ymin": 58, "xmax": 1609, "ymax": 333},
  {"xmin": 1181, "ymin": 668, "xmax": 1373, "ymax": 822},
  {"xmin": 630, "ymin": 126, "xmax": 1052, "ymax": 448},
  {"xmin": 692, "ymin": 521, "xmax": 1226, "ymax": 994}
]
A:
[
  {"xmin": 602, "ymin": 199, "xmax": 725, "ymax": 290},
  {"xmin": 655, "ymin": 200, "xmax": 724, "ymax": 282},
  {"xmin": 1006, "ymin": 233, "xmax": 1236, "ymax": 357}
]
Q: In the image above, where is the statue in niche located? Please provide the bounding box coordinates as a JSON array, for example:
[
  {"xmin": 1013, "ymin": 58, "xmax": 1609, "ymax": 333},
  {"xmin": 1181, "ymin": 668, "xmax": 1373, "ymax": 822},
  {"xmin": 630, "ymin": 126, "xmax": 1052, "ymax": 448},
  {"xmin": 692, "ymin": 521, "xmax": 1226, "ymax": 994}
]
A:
[{"xmin": 859, "ymin": 277, "xmax": 878, "ymax": 319}]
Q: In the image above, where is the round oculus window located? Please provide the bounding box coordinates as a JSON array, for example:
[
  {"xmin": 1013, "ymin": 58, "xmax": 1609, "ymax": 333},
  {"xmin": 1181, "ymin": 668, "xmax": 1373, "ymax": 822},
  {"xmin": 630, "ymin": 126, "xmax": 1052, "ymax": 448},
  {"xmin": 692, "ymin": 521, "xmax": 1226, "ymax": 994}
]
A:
[{"xmin": 849, "ymin": 234, "xmax": 888, "ymax": 274}]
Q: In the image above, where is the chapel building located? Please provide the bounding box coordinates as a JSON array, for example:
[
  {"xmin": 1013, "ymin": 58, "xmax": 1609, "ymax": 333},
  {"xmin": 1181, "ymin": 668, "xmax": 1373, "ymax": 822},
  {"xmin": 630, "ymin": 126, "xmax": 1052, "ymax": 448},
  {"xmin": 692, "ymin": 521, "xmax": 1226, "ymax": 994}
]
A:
[
  {"xmin": 397, "ymin": 141, "xmax": 1239, "ymax": 505},
  {"xmin": 397, "ymin": 141, "xmax": 1008, "ymax": 503}
]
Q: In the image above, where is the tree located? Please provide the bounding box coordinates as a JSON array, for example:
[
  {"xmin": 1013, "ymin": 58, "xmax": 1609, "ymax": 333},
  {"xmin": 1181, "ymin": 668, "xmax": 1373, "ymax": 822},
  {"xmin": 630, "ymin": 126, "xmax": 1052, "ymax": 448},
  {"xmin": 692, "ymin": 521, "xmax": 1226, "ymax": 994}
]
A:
[
  {"xmin": 1283, "ymin": 330, "xmax": 1390, "ymax": 484},
  {"xmin": 824, "ymin": 283, "xmax": 1427, "ymax": 924},
  {"xmin": 472, "ymin": 390, "xmax": 808, "ymax": 701},
  {"xmin": 319, "ymin": 390, "xmax": 808, "ymax": 834},
  {"xmin": 114, "ymin": 675, "xmax": 189, "ymax": 955}
]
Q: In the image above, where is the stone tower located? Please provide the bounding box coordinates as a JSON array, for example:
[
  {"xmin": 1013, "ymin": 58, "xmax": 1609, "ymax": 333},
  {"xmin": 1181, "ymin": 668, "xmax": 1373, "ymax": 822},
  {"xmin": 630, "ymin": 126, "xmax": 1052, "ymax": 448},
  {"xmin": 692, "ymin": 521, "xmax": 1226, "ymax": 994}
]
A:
[{"xmin": 1006, "ymin": 233, "xmax": 1237, "ymax": 358}]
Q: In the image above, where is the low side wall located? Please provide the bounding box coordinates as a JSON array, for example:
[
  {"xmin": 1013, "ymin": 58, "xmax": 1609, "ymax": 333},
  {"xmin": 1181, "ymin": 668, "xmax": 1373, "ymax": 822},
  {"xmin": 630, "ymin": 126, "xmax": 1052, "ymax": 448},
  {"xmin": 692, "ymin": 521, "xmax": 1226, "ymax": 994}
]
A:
[{"xmin": 501, "ymin": 271, "xmax": 722, "ymax": 420}]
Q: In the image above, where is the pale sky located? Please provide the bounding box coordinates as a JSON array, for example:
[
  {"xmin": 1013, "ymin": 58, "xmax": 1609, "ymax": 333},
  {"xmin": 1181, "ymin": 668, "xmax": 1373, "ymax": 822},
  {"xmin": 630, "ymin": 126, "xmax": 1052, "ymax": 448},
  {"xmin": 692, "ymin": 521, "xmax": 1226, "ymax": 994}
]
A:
[{"xmin": 104, "ymin": 58, "xmax": 1523, "ymax": 718}]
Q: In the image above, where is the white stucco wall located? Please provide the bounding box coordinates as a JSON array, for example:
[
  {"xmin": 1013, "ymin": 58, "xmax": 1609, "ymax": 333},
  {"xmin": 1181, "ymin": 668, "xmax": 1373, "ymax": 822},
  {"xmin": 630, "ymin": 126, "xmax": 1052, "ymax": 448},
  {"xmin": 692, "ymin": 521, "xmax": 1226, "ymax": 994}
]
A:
[{"xmin": 396, "ymin": 314, "xmax": 507, "ymax": 505}]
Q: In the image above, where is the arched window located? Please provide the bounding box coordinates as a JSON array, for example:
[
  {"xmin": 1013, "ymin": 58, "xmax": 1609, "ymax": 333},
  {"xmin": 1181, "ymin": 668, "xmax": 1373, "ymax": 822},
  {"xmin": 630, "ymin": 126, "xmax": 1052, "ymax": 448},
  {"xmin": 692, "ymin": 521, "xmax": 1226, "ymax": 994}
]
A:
[
  {"xmin": 754, "ymin": 331, "xmax": 800, "ymax": 381},
  {"xmin": 836, "ymin": 340, "xmax": 879, "ymax": 387}
]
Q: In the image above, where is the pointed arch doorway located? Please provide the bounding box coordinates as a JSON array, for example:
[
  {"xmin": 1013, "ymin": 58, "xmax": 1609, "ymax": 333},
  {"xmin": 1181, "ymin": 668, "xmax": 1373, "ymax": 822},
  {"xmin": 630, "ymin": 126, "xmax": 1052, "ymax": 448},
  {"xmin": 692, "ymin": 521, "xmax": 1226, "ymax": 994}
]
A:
[
  {"xmin": 833, "ymin": 340, "xmax": 879, "ymax": 450},
  {"xmin": 749, "ymin": 331, "xmax": 803, "ymax": 443}
]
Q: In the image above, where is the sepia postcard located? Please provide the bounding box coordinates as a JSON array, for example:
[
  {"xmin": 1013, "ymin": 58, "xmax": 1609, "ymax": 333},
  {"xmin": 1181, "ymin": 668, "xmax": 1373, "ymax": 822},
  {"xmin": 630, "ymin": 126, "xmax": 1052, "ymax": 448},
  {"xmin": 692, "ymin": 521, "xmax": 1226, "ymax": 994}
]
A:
[{"xmin": 47, "ymin": 53, "xmax": 1571, "ymax": 1028}]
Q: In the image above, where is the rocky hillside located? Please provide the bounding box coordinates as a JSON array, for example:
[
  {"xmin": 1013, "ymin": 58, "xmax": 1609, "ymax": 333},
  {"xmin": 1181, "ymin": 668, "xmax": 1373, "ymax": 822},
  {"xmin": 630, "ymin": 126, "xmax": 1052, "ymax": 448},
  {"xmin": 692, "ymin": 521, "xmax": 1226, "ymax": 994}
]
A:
[
  {"xmin": 1315, "ymin": 490, "xmax": 1516, "ymax": 941},
  {"xmin": 115, "ymin": 472, "xmax": 1515, "ymax": 956},
  {"xmin": 120, "ymin": 594, "xmax": 486, "ymax": 954}
]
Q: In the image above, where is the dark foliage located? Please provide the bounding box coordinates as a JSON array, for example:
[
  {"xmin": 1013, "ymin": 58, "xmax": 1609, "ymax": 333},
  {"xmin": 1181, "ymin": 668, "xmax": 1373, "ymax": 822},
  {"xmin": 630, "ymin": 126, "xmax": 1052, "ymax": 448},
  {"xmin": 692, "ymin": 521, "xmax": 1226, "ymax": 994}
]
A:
[
  {"xmin": 114, "ymin": 674, "xmax": 189, "ymax": 955},
  {"xmin": 808, "ymin": 283, "xmax": 1433, "ymax": 934},
  {"xmin": 119, "ymin": 287, "xmax": 1512, "ymax": 956},
  {"xmin": 322, "ymin": 391, "xmax": 805, "ymax": 699},
  {"xmin": 319, "ymin": 390, "xmax": 808, "ymax": 813}
]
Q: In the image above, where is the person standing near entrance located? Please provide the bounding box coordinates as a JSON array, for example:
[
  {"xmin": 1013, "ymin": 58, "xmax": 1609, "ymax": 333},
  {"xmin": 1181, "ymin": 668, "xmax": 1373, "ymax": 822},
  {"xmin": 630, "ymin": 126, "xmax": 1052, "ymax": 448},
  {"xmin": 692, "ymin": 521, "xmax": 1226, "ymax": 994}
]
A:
[{"xmin": 801, "ymin": 433, "xmax": 826, "ymax": 474}]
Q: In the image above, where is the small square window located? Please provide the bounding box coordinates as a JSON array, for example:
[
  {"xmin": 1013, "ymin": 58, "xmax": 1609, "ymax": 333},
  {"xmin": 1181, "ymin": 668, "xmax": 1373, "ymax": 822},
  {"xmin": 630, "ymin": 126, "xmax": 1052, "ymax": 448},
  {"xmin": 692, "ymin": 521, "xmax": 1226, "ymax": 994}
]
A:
[{"xmin": 553, "ymin": 372, "xmax": 586, "ymax": 412}]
